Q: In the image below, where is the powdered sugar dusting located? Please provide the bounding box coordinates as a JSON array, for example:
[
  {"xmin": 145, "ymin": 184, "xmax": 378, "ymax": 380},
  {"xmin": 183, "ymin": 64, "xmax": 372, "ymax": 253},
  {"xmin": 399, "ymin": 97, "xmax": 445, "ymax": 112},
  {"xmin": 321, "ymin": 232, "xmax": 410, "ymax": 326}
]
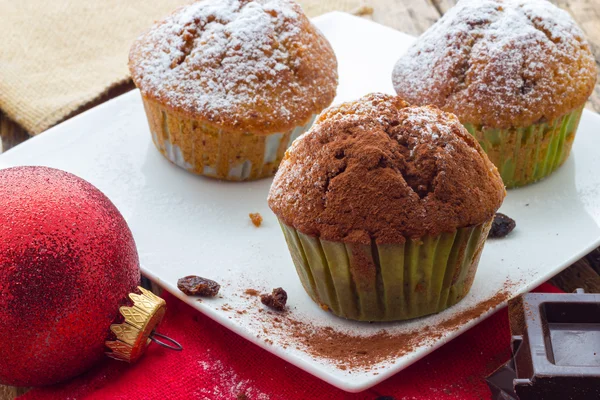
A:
[
  {"xmin": 404, "ymin": 108, "xmax": 451, "ymax": 140},
  {"xmin": 129, "ymin": 0, "xmax": 338, "ymax": 133},
  {"xmin": 392, "ymin": 0, "xmax": 597, "ymax": 129},
  {"xmin": 196, "ymin": 356, "xmax": 271, "ymax": 399}
]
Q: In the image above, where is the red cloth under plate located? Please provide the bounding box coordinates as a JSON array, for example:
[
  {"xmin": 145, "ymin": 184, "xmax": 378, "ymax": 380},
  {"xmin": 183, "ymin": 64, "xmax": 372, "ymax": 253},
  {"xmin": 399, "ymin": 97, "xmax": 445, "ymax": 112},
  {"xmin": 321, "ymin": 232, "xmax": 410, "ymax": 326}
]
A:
[{"xmin": 21, "ymin": 283, "xmax": 563, "ymax": 400}]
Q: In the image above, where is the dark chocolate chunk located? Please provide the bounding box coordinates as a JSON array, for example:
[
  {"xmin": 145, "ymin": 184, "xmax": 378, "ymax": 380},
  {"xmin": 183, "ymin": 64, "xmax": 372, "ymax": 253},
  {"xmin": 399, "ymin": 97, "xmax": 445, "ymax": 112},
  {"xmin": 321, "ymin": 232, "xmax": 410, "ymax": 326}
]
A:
[
  {"xmin": 261, "ymin": 287, "xmax": 287, "ymax": 311},
  {"xmin": 485, "ymin": 359, "xmax": 518, "ymax": 400},
  {"xmin": 489, "ymin": 213, "xmax": 516, "ymax": 238},
  {"xmin": 177, "ymin": 275, "xmax": 220, "ymax": 297},
  {"xmin": 508, "ymin": 289, "xmax": 600, "ymax": 399}
]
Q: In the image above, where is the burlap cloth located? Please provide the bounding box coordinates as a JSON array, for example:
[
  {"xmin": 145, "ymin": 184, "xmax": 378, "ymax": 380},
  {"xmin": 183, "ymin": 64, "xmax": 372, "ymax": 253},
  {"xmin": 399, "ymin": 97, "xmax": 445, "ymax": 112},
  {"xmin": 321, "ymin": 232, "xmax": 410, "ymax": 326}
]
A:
[{"xmin": 0, "ymin": 0, "xmax": 363, "ymax": 138}]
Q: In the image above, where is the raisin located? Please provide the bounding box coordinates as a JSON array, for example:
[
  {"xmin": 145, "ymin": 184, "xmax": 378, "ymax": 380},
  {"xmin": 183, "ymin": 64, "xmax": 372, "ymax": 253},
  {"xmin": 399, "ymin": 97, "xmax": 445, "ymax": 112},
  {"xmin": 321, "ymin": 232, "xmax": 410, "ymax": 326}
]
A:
[
  {"xmin": 261, "ymin": 287, "xmax": 288, "ymax": 311},
  {"xmin": 177, "ymin": 275, "xmax": 220, "ymax": 297},
  {"xmin": 489, "ymin": 213, "xmax": 516, "ymax": 238}
]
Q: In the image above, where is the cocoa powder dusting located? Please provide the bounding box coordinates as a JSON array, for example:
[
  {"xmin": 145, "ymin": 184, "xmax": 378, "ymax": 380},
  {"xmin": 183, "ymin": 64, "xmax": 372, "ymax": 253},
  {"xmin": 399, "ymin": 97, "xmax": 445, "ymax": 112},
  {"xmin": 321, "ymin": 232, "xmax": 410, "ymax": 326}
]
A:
[
  {"xmin": 244, "ymin": 289, "xmax": 260, "ymax": 297},
  {"xmin": 221, "ymin": 280, "xmax": 519, "ymax": 370},
  {"xmin": 268, "ymin": 93, "xmax": 505, "ymax": 245}
]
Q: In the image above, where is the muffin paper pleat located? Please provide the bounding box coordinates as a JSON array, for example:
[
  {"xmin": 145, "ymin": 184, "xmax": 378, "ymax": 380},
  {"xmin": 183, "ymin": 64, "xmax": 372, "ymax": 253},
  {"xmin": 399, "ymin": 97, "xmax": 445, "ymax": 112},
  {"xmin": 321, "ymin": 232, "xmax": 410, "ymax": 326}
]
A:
[
  {"xmin": 464, "ymin": 106, "xmax": 584, "ymax": 188},
  {"xmin": 279, "ymin": 220, "xmax": 492, "ymax": 322},
  {"xmin": 141, "ymin": 96, "xmax": 316, "ymax": 181}
]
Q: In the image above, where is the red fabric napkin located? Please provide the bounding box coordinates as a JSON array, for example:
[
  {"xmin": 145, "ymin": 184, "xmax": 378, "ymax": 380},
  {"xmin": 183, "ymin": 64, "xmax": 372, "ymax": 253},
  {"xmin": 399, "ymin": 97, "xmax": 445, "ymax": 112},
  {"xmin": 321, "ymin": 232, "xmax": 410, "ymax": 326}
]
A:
[{"xmin": 21, "ymin": 283, "xmax": 563, "ymax": 400}]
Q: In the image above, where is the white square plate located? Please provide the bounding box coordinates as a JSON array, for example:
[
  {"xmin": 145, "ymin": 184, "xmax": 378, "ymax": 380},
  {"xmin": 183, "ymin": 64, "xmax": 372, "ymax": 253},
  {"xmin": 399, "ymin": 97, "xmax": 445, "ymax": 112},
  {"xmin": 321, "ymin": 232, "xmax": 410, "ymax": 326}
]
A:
[{"xmin": 2, "ymin": 12, "xmax": 600, "ymax": 393}]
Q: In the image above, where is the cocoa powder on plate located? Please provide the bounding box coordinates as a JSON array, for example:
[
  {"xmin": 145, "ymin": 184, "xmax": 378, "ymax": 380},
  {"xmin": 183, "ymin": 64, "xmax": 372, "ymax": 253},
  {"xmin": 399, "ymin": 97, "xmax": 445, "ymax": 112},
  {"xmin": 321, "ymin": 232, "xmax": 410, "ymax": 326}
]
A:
[{"xmin": 225, "ymin": 281, "xmax": 518, "ymax": 370}]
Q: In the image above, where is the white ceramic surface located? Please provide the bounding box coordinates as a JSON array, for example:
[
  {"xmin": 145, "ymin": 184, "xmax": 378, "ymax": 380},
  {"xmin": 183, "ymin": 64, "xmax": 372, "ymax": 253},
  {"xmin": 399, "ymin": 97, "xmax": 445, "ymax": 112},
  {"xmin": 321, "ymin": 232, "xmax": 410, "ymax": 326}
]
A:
[{"xmin": 2, "ymin": 12, "xmax": 600, "ymax": 393}]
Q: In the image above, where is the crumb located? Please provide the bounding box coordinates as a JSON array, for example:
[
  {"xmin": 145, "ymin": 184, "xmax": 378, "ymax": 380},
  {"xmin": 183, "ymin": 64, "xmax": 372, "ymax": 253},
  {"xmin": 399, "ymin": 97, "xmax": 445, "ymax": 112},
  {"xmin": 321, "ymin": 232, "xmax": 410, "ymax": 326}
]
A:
[
  {"xmin": 249, "ymin": 212, "xmax": 263, "ymax": 227},
  {"xmin": 196, "ymin": 298, "xmax": 203, "ymax": 303},
  {"xmin": 261, "ymin": 287, "xmax": 288, "ymax": 311},
  {"xmin": 220, "ymin": 304, "xmax": 233, "ymax": 312},
  {"xmin": 177, "ymin": 275, "xmax": 220, "ymax": 297},
  {"xmin": 488, "ymin": 213, "xmax": 516, "ymax": 238},
  {"xmin": 244, "ymin": 288, "xmax": 260, "ymax": 297},
  {"xmin": 319, "ymin": 303, "xmax": 330, "ymax": 312}
]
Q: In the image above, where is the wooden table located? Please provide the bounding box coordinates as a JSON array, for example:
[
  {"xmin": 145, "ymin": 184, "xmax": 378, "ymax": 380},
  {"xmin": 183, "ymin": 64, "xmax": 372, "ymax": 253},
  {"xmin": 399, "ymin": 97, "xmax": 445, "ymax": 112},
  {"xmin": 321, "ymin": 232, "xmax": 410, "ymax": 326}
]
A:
[{"xmin": 2, "ymin": 1, "xmax": 600, "ymax": 398}]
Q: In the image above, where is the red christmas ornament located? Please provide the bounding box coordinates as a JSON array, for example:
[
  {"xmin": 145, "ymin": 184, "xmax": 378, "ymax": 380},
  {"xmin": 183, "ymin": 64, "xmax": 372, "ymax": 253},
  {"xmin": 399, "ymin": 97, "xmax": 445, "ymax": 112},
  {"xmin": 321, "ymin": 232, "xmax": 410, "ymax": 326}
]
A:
[{"xmin": 0, "ymin": 166, "xmax": 141, "ymax": 387}]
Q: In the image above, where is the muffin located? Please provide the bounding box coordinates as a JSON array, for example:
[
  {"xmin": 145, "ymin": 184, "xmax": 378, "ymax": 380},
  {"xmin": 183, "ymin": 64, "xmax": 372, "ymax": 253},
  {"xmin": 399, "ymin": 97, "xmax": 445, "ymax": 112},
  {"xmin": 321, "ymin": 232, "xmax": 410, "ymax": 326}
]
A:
[
  {"xmin": 392, "ymin": 0, "xmax": 597, "ymax": 188},
  {"xmin": 129, "ymin": 0, "xmax": 338, "ymax": 181},
  {"xmin": 268, "ymin": 93, "xmax": 506, "ymax": 321}
]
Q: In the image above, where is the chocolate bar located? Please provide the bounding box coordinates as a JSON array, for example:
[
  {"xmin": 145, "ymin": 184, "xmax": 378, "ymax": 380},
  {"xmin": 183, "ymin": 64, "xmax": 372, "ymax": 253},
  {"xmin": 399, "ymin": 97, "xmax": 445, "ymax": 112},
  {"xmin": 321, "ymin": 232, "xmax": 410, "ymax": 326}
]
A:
[
  {"xmin": 486, "ymin": 358, "xmax": 518, "ymax": 400},
  {"xmin": 504, "ymin": 288, "xmax": 600, "ymax": 399}
]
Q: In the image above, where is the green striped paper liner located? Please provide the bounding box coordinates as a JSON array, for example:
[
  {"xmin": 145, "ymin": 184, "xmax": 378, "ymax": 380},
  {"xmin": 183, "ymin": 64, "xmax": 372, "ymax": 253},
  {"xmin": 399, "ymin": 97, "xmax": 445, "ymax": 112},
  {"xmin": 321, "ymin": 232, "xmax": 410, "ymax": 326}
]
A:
[
  {"xmin": 278, "ymin": 220, "xmax": 492, "ymax": 322},
  {"xmin": 463, "ymin": 106, "xmax": 584, "ymax": 189}
]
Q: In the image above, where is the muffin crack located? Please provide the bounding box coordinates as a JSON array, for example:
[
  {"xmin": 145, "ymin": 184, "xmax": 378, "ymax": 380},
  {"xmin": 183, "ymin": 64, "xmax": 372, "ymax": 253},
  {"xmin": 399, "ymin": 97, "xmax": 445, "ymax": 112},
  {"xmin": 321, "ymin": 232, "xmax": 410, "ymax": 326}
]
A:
[
  {"xmin": 170, "ymin": 25, "xmax": 202, "ymax": 68},
  {"xmin": 322, "ymin": 162, "xmax": 347, "ymax": 200},
  {"xmin": 523, "ymin": 13, "xmax": 561, "ymax": 46},
  {"xmin": 444, "ymin": 24, "xmax": 493, "ymax": 101}
]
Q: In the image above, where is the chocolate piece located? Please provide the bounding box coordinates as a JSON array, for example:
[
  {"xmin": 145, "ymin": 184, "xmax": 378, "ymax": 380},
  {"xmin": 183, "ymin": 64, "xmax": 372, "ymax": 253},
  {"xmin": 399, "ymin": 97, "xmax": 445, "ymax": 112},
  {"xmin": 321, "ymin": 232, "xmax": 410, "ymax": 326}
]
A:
[
  {"xmin": 508, "ymin": 289, "xmax": 600, "ymax": 399},
  {"xmin": 261, "ymin": 288, "xmax": 288, "ymax": 311},
  {"xmin": 489, "ymin": 213, "xmax": 516, "ymax": 238},
  {"xmin": 485, "ymin": 359, "xmax": 518, "ymax": 400},
  {"xmin": 177, "ymin": 275, "xmax": 220, "ymax": 297}
]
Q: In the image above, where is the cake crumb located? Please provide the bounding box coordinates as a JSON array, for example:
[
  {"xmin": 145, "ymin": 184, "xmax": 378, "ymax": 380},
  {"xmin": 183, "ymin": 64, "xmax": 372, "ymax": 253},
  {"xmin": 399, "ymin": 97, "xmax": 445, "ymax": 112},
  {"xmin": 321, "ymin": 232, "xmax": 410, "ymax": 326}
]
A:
[
  {"xmin": 249, "ymin": 212, "xmax": 263, "ymax": 227},
  {"xmin": 261, "ymin": 288, "xmax": 288, "ymax": 311}
]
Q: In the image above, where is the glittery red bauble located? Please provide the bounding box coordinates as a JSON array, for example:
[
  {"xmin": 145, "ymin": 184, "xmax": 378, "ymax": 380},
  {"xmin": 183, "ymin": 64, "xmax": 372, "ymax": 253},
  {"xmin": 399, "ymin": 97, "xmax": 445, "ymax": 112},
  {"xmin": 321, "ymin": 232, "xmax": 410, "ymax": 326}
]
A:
[{"xmin": 0, "ymin": 166, "xmax": 140, "ymax": 386}]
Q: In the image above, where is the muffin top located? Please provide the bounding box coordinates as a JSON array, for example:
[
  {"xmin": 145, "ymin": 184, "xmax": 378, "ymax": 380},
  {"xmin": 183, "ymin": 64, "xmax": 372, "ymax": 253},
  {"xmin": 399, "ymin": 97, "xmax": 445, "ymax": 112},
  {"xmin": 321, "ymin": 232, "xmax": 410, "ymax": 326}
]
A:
[
  {"xmin": 392, "ymin": 0, "xmax": 597, "ymax": 129},
  {"xmin": 268, "ymin": 93, "xmax": 506, "ymax": 245},
  {"xmin": 129, "ymin": 0, "xmax": 338, "ymax": 134}
]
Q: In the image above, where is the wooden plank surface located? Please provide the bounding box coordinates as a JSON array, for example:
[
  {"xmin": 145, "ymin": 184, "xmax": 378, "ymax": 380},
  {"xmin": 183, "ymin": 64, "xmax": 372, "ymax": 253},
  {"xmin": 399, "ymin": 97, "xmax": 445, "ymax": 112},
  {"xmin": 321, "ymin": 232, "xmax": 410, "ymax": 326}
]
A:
[{"xmin": 2, "ymin": 1, "xmax": 600, "ymax": 398}]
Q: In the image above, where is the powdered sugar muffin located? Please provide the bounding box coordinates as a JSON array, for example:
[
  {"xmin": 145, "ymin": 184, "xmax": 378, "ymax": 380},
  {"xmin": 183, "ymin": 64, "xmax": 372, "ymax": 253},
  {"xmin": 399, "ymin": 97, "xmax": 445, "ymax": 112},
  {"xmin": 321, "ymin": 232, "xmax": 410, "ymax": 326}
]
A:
[
  {"xmin": 268, "ymin": 94, "xmax": 505, "ymax": 321},
  {"xmin": 129, "ymin": 0, "xmax": 338, "ymax": 180},
  {"xmin": 392, "ymin": 0, "xmax": 596, "ymax": 188}
]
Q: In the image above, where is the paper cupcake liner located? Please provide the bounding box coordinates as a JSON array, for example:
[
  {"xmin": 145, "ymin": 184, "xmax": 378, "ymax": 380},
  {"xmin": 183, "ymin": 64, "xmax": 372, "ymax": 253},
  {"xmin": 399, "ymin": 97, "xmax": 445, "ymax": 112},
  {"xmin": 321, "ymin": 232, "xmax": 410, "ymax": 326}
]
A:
[
  {"xmin": 463, "ymin": 106, "xmax": 584, "ymax": 188},
  {"xmin": 278, "ymin": 220, "xmax": 492, "ymax": 322},
  {"xmin": 141, "ymin": 96, "xmax": 316, "ymax": 181}
]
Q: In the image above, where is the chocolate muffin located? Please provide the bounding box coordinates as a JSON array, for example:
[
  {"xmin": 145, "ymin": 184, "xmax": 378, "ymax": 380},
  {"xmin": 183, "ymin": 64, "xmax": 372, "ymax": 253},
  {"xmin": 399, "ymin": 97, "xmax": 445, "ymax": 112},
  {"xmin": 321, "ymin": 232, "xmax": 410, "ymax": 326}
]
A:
[
  {"xmin": 268, "ymin": 93, "xmax": 505, "ymax": 321},
  {"xmin": 392, "ymin": 0, "xmax": 597, "ymax": 188},
  {"xmin": 129, "ymin": 0, "xmax": 338, "ymax": 181}
]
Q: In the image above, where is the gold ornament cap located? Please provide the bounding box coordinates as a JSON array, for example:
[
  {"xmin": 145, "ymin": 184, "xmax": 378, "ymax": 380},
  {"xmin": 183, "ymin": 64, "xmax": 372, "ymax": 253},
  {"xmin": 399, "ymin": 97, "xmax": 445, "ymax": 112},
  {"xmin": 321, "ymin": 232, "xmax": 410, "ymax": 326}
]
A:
[{"xmin": 105, "ymin": 287, "xmax": 167, "ymax": 363}]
